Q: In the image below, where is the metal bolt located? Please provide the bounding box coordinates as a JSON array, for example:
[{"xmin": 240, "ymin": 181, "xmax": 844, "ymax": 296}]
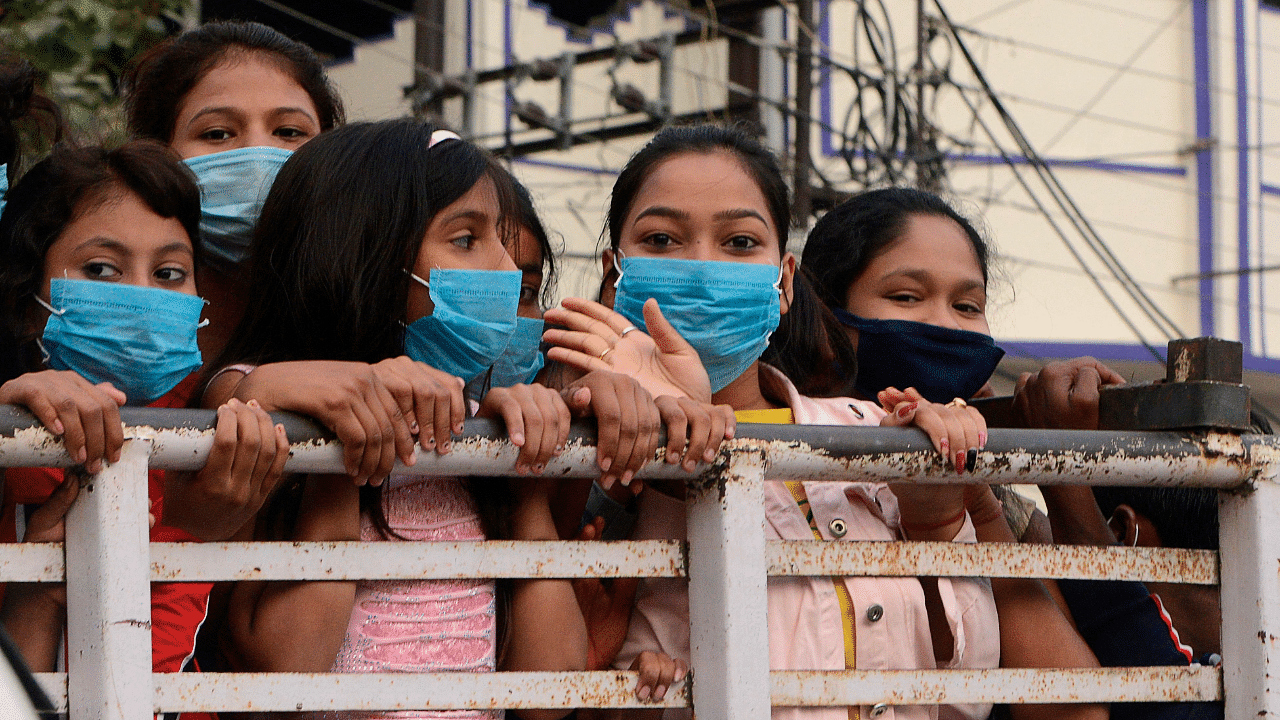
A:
[
  {"xmin": 870, "ymin": 702, "xmax": 889, "ymax": 717},
  {"xmin": 828, "ymin": 518, "xmax": 848, "ymax": 537},
  {"xmin": 866, "ymin": 604, "xmax": 884, "ymax": 622}
]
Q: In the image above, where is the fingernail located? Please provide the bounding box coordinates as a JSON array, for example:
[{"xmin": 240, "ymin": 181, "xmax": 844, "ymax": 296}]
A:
[
  {"xmin": 955, "ymin": 450, "xmax": 965, "ymax": 473},
  {"xmin": 601, "ymin": 475, "xmax": 615, "ymax": 490},
  {"xmin": 940, "ymin": 438, "xmax": 949, "ymax": 455},
  {"xmin": 967, "ymin": 448, "xmax": 978, "ymax": 472},
  {"xmin": 76, "ymin": 447, "xmax": 87, "ymax": 463},
  {"xmin": 440, "ymin": 441, "xmax": 451, "ymax": 453},
  {"xmin": 554, "ymin": 445, "xmax": 564, "ymax": 456},
  {"xmin": 621, "ymin": 470, "xmax": 634, "ymax": 486},
  {"xmin": 516, "ymin": 463, "xmax": 529, "ymax": 475},
  {"xmin": 979, "ymin": 430, "xmax": 988, "ymax": 447},
  {"xmin": 897, "ymin": 402, "xmax": 917, "ymax": 419},
  {"xmin": 52, "ymin": 420, "xmax": 64, "ymax": 435},
  {"xmin": 533, "ymin": 463, "xmax": 545, "ymax": 473},
  {"xmin": 684, "ymin": 460, "xmax": 697, "ymax": 472},
  {"xmin": 423, "ymin": 435, "xmax": 436, "ymax": 447},
  {"xmin": 247, "ymin": 399, "xmax": 260, "ymax": 409},
  {"xmin": 407, "ymin": 446, "xmax": 419, "ymax": 466},
  {"xmin": 600, "ymin": 457, "xmax": 612, "ymax": 472},
  {"xmin": 704, "ymin": 448, "xmax": 716, "ymax": 462},
  {"xmin": 454, "ymin": 422, "xmax": 464, "ymax": 434},
  {"xmin": 667, "ymin": 451, "xmax": 681, "ymax": 464},
  {"xmin": 87, "ymin": 459, "xmax": 101, "ymax": 474},
  {"xmin": 675, "ymin": 666, "xmax": 687, "ymax": 682},
  {"xmin": 511, "ymin": 432, "xmax": 525, "ymax": 447},
  {"xmin": 654, "ymin": 685, "xmax": 667, "ymax": 701},
  {"xmin": 409, "ymin": 421, "xmax": 420, "ymax": 434},
  {"xmin": 637, "ymin": 686, "xmax": 651, "ymax": 701}
]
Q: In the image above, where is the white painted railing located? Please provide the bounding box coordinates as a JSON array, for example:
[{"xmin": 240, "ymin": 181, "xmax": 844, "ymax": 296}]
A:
[{"xmin": 1, "ymin": 409, "xmax": 1273, "ymax": 719}]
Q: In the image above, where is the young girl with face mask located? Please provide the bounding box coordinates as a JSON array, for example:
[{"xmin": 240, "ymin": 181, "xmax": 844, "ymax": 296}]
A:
[
  {"xmin": 203, "ymin": 120, "xmax": 719, "ymax": 720},
  {"xmin": 542, "ymin": 125, "xmax": 998, "ymax": 720},
  {"xmin": 0, "ymin": 140, "xmax": 289, "ymax": 686},
  {"xmin": 123, "ymin": 20, "xmax": 344, "ymax": 364},
  {"xmin": 794, "ymin": 188, "xmax": 1108, "ymax": 720}
]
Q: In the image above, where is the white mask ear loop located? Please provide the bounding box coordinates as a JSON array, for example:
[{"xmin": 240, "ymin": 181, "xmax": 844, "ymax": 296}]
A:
[
  {"xmin": 611, "ymin": 249, "xmax": 626, "ymax": 289},
  {"xmin": 33, "ymin": 294, "xmax": 63, "ymax": 316}
]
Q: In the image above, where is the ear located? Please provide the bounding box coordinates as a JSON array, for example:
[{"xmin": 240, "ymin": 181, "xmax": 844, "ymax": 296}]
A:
[
  {"xmin": 778, "ymin": 251, "xmax": 797, "ymax": 316},
  {"xmin": 597, "ymin": 248, "xmax": 619, "ymax": 308},
  {"xmin": 1107, "ymin": 504, "xmax": 1141, "ymax": 547}
]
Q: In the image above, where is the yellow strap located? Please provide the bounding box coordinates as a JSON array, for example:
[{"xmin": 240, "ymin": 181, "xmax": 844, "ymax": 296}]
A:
[
  {"xmin": 784, "ymin": 482, "xmax": 857, "ymax": 671},
  {"xmin": 734, "ymin": 407, "xmax": 795, "ymax": 424}
]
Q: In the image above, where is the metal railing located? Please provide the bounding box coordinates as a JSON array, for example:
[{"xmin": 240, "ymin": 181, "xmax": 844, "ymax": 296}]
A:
[{"xmin": 0, "ymin": 405, "xmax": 1273, "ymax": 719}]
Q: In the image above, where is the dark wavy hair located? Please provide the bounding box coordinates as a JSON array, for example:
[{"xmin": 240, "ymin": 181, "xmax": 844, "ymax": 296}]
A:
[
  {"xmin": 0, "ymin": 141, "xmax": 202, "ymax": 381},
  {"xmin": 0, "ymin": 56, "xmax": 63, "ymax": 181},
  {"xmin": 510, "ymin": 175, "xmax": 558, "ymax": 307},
  {"xmin": 123, "ymin": 20, "xmax": 344, "ymax": 143}
]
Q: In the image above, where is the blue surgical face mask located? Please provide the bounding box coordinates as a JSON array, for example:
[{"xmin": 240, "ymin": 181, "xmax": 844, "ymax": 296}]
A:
[
  {"xmin": 488, "ymin": 316, "xmax": 546, "ymax": 387},
  {"xmin": 613, "ymin": 255, "xmax": 782, "ymax": 393},
  {"xmin": 403, "ymin": 268, "xmax": 521, "ymax": 382},
  {"xmin": 37, "ymin": 278, "xmax": 206, "ymax": 404},
  {"xmin": 833, "ymin": 309, "xmax": 1005, "ymax": 403},
  {"xmin": 183, "ymin": 147, "xmax": 292, "ymax": 272}
]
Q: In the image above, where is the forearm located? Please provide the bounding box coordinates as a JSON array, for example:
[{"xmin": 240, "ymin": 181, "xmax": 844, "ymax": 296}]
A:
[
  {"xmin": 225, "ymin": 475, "xmax": 360, "ymax": 672},
  {"xmin": 1040, "ymin": 485, "xmax": 1117, "ymax": 546},
  {"xmin": 0, "ymin": 584, "xmax": 64, "ymax": 671}
]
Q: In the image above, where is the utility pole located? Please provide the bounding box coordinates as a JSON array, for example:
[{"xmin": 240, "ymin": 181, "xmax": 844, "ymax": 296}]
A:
[
  {"xmin": 414, "ymin": 0, "xmax": 446, "ymax": 118},
  {"xmin": 792, "ymin": 0, "xmax": 813, "ymax": 228}
]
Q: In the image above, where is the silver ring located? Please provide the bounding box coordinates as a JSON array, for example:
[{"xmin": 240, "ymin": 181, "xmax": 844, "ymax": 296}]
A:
[{"xmin": 620, "ymin": 325, "xmax": 639, "ymax": 337}]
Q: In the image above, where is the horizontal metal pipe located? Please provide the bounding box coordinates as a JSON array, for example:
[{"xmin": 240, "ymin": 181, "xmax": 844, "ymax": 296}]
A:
[
  {"xmin": 770, "ymin": 666, "xmax": 1221, "ymax": 706},
  {"xmin": 767, "ymin": 540, "xmax": 1218, "ymax": 585},
  {"xmin": 150, "ymin": 540, "xmax": 686, "ymax": 582},
  {"xmin": 152, "ymin": 671, "xmax": 689, "ymax": 713},
  {"xmin": 0, "ymin": 406, "xmax": 1269, "ymax": 487}
]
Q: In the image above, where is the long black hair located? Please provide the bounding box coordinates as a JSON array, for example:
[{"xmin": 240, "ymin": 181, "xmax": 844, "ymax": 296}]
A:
[
  {"xmin": 510, "ymin": 174, "xmax": 558, "ymax": 308},
  {"xmin": 124, "ymin": 20, "xmax": 344, "ymax": 143},
  {"xmin": 214, "ymin": 118, "xmax": 521, "ymax": 654},
  {"xmin": 0, "ymin": 141, "xmax": 202, "ymax": 382}
]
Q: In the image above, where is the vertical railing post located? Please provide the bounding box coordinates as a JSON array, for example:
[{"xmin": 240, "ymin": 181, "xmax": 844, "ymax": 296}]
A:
[
  {"xmin": 1219, "ymin": 451, "xmax": 1280, "ymax": 718},
  {"xmin": 65, "ymin": 438, "xmax": 154, "ymax": 720},
  {"xmin": 685, "ymin": 447, "xmax": 771, "ymax": 720}
]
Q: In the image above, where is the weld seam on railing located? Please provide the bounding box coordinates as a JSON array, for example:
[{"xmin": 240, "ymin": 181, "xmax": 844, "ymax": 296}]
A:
[
  {"xmin": 149, "ymin": 540, "xmax": 687, "ymax": 581},
  {"xmin": 767, "ymin": 540, "xmax": 1219, "ymax": 584},
  {"xmin": 151, "ymin": 671, "xmax": 690, "ymax": 713},
  {"xmin": 771, "ymin": 666, "xmax": 1222, "ymax": 706}
]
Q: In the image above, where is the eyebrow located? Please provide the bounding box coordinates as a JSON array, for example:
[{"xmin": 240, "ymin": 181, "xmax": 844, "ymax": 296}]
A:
[
  {"xmin": 185, "ymin": 105, "xmax": 318, "ymax": 126},
  {"xmin": 634, "ymin": 206, "xmax": 690, "ymax": 223},
  {"xmin": 883, "ymin": 268, "xmax": 985, "ymax": 293},
  {"xmin": 440, "ymin": 209, "xmax": 492, "ymax": 225},
  {"xmin": 713, "ymin": 208, "xmax": 769, "ymax": 225},
  {"xmin": 73, "ymin": 238, "xmax": 193, "ymax": 257}
]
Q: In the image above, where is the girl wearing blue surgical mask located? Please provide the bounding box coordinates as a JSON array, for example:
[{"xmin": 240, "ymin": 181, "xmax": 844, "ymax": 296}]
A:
[
  {"xmin": 202, "ymin": 120, "xmax": 704, "ymax": 720},
  {"xmin": 543, "ymin": 125, "xmax": 998, "ymax": 719},
  {"xmin": 0, "ymin": 140, "xmax": 290, "ymax": 685},
  {"xmin": 123, "ymin": 20, "xmax": 344, "ymax": 365}
]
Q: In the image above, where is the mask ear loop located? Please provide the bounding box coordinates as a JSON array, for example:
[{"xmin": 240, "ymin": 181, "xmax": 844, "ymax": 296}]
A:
[
  {"xmin": 33, "ymin": 294, "xmax": 64, "ymax": 316},
  {"xmin": 611, "ymin": 248, "xmax": 626, "ymax": 289}
]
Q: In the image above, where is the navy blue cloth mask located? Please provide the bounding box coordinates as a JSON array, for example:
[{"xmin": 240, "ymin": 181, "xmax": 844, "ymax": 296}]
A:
[
  {"xmin": 613, "ymin": 255, "xmax": 782, "ymax": 392},
  {"xmin": 37, "ymin": 278, "xmax": 206, "ymax": 404},
  {"xmin": 833, "ymin": 309, "xmax": 1005, "ymax": 403},
  {"xmin": 403, "ymin": 268, "xmax": 521, "ymax": 382}
]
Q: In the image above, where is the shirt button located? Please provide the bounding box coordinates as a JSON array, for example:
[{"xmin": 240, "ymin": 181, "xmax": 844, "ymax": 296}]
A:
[
  {"xmin": 870, "ymin": 703, "xmax": 889, "ymax": 717},
  {"xmin": 828, "ymin": 518, "xmax": 848, "ymax": 537},
  {"xmin": 866, "ymin": 604, "xmax": 884, "ymax": 622}
]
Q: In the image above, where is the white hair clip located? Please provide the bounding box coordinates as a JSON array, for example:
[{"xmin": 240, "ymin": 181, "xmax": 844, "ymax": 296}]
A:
[{"xmin": 428, "ymin": 129, "xmax": 462, "ymax": 148}]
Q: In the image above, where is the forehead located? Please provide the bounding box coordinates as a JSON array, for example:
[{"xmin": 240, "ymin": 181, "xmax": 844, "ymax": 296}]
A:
[
  {"xmin": 866, "ymin": 213, "xmax": 983, "ymax": 280},
  {"xmin": 629, "ymin": 151, "xmax": 772, "ymax": 221},
  {"xmin": 179, "ymin": 52, "xmax": 315, "ymax": 113},
  {"xmin": 51, "ymin": 190, "xmax": 191, "ymax": 250}
]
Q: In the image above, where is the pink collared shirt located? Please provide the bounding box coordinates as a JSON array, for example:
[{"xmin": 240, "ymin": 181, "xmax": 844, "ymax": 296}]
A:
[{"xmin": 615, "ymin": 365, "xmax": 999, "ymax": 720}]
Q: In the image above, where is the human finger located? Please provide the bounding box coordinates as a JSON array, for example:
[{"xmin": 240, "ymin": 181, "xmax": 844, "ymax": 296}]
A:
[
  {"xmin": 371, "ymin": 364, "xmax": 418, "ymax": 466},
  {"xmin": 655, "ymin": 396, "xmax": 688, "ymax": 466},
  {"xmin": 529, "ymin": 387, "xmax": 565, "ymax": 471},
  {"xmin": 559, "ymin": 296, "xmax": 636, "ymax": 336},
  {"xmin": 642, "ymin": 300, "xmax": 693, "ymax": 355},
  {"xmin": 681, "ymin": 400, "xmax": 712, "ymax": 473},
  {"xmin": 617, "ymin": 378, "xmax": 656, "ymax": 486},
  {"xmin": 545, "ymin": 346, "xmax": 613, "ymax": 375},
  {"xmin": 541, "ymin": 328, "xmax": 614, "ymax": 361},
  {"xmin": 591, "ymin": 379, "xmax": 623, "ymax": 487},
  {"xmin": 245, "ymin": 400, "xmax": 282, "ymax": 499}
]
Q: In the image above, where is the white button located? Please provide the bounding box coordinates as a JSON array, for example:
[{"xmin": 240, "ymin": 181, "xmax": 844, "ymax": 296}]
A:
[
  {"xmin": 828, "ymin": 518, "xmax": 848, "ymax": 537},
  {"xmin": 866, "ymin": 604, "xmax": 884, "ymax": 622},
  {"xmin": 870, "ymin": 703, "xmax": 889, "ymax": 717}
]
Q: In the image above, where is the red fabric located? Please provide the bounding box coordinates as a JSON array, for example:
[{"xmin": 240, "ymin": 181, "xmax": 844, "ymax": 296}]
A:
[{"xmin": 1, "ymin": 374, "xmax": 214, "ymax": 680}]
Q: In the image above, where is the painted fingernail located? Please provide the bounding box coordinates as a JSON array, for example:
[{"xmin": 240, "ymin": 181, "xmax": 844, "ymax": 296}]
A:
[
  {"xmin": 247, "ymin": 399, "xmax": 260, "ymax": 409},
  {"xmin": 940, "ymin": 438, "xmax": 949, "ymax": 455},
  {"xmin": 897, "ymin": 402, "xmax": 917, "ymax": 419},
  {"xmin": 966, "ymin": 448, "xmax": 978, "ymax": 472},
  {"xmin": 955, "ymin": 450, "xmax": 966, "ymax": 473}
]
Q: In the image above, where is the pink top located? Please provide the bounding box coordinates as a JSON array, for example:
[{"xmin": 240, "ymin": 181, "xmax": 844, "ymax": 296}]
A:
[
  {"xmin": 615, "ymin": 365, "xmax": 1000, "ymax": 720},
  {"xmin": 321, "ymin": 477, "xmax": 499, "ymax": 720}
]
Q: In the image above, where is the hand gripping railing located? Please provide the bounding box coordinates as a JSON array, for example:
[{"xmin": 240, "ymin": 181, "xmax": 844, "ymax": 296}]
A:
[{"xmin": 0, "ymin": 405, "xmax": 1275, "ymax": 719}]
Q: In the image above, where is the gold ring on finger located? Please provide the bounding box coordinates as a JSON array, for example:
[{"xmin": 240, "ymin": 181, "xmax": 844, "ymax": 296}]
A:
[
  {"xmin": 598, "ymin": 347, "xmax": 613, "ymax": 361},
  {"xmin": 946, "ymin": 398, "xmax": 968, "ymax": 409}
]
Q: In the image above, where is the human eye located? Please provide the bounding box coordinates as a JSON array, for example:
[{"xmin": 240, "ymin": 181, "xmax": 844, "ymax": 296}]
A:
[
  {"xmin": 519, "ymin": 283, "xmax": 540, "ymax": 304},
  {"xmin": 83, "ymin": 262, "xmax": 121, "ymax": 280},
  {"xmin": 274, "ymin": 126, "xmax": 311, "ymax": 140},
  {"xmin": 154, "ymin": 266, "xmax": 189, "ymax": 284},
  {"xmin": 640, "ymin": 232, "xmax": 676, "ymax": 249},
  {"xmin": 955, "ymin": 299, "xmax": 985, "ymax": 315},
  {"xmin": 724, "ymin": 234, "xmax": 760, "ymax": 251},
  {"xmin": 885, "ymin": 292, "xmax": 920, "ymax": 304},
  {"xmin": 197, "ymin": 127, "xmax": 233, "ymax": 142},
  {"xmin": 450, "ymin": 234, "xmax": 477, "ymax": 250}
]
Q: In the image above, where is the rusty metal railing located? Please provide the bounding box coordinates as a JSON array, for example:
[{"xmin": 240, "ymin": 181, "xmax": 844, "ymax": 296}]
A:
[{"xmin": 0, "ymin": 406, "xmax": 1272, "ymax": 719}]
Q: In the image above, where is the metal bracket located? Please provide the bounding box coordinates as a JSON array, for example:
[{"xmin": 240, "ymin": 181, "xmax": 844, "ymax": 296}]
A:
[{"xmin": 1098, "ymin": 337, "xmax": 1252, "ymax": 431}]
